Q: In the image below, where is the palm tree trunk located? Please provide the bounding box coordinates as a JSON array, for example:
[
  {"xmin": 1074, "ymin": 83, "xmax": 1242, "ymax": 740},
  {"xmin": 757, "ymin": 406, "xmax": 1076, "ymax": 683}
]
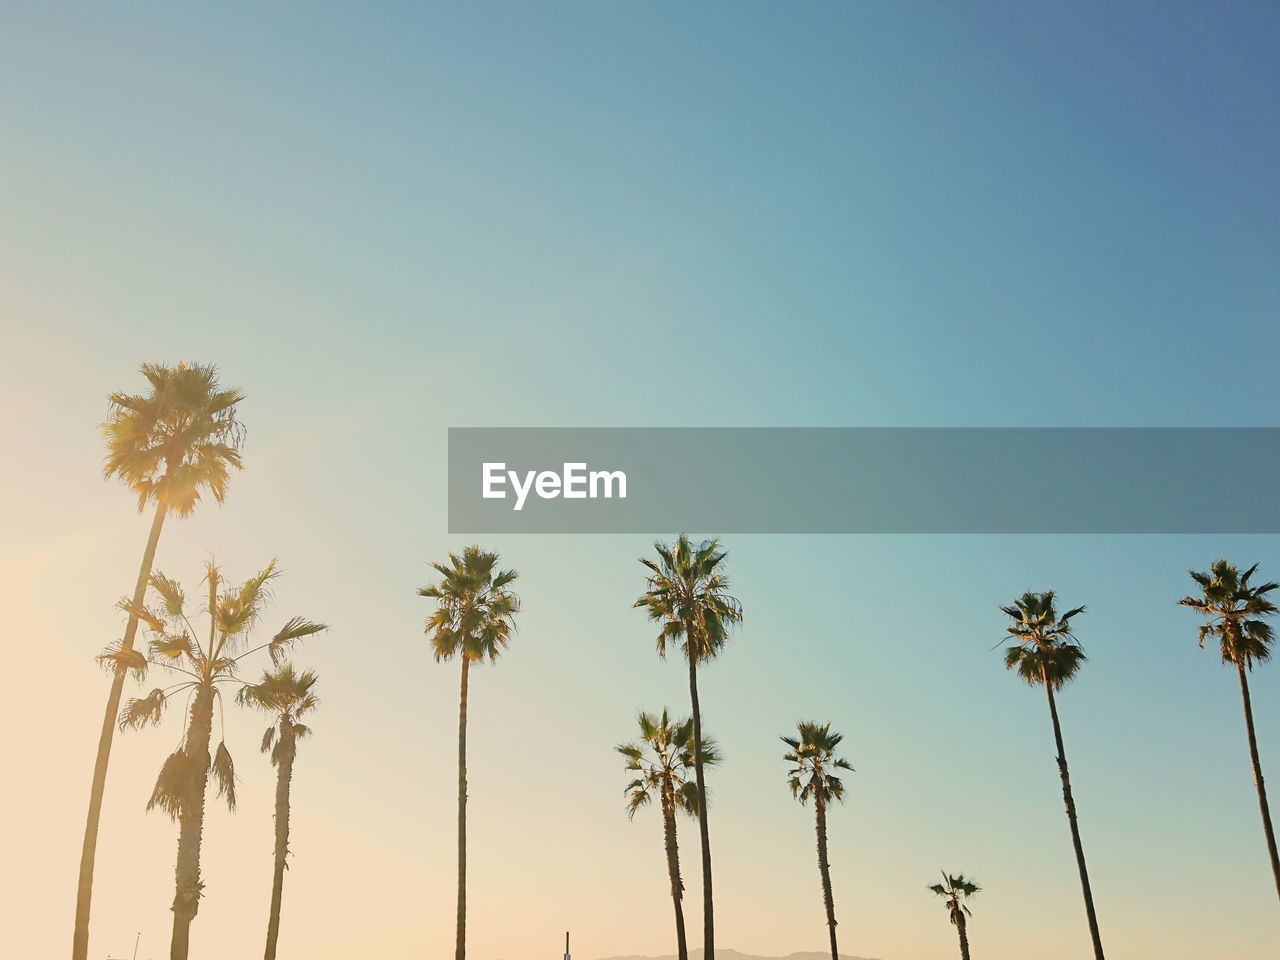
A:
[
  {"xmin": 1236, "ymin": 662, "xmax": 1280, "ymax": 900},
  {"xmin": 456, "ymin": 656, "xmax": 470, "ymax": 960},
  {"xmin": 815, "ymin": 798, "xmax": 839, "ymax": 960},
  {"xmin": 73, "ymin": 502, "xmax": 168, "ymax": 960},
  {"xmin": 263, "ymin": 720, "xmax": 295, "ymax": 960},
  {"xmin": 171, "ymin": 683, "xmax": 215, "ymax": 960},
  {"xmin": 686, "ymin": 644, "xmax": 714, "ymax": 959},
  {"xmin": 661, "ymin": 784, "xmax": 689, "ymax": 960},
  {"xmin": 1043, "ymin": 674, "xmax": 1105, "ymax": 960},
  {"xmin": 956, "ymin": 910, "xmax": 971, "ymax": 960}
]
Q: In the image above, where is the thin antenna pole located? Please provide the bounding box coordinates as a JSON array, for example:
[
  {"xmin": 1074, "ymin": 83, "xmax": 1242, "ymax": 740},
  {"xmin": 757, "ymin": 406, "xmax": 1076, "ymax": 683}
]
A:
[
  {"xmin": 564, "ymin": 930, "xmax": 570, "ymax": 960},
  {"xmin": 131, "ymin": 932, "xmax": 141, "ymax": 960}
]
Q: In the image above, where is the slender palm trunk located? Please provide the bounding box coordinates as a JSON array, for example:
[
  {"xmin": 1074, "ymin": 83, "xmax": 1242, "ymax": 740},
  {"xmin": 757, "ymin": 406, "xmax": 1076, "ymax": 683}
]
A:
[
  {"xmin": 1042, "ymin": 674, "xmax": 1105, "ymax": 960},
  {"xmin": 74, "ymin": 502, "xmax": 168, "ymax": 960},
  {"xmin": 263, "ymin": 720, "xmax": 296, "ymax": 960},
  {"xmin": 171, "ymin": 683, "xmax": 215, "ymax": 960},
  {"xmin": 814, "ymin": 797, "xmax": 839, "ymax": 960},
  {"xmin": 456, "ymin": 657, "xmax": 470, "ymax": 960},
  {"xmin": 686, "ymin": 646, "xmax": 714, "ymax": 958},
  {"xmin": 1236, "ymin": 662, "xmax": 1280, "ymax": 900},
  {"xmin": 661, "ymin": 781, "xmax": 689, "ymax": 960},
  {"xmin": 955, "ymin": 909, "xmax": 971, "ymax": 960}
]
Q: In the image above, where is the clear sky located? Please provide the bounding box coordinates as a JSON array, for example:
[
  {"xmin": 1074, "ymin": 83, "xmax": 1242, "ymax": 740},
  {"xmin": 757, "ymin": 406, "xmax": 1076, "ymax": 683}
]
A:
[{"xmin": 2, "ymin": 3, "xmax": 1279, "ymax": 959}]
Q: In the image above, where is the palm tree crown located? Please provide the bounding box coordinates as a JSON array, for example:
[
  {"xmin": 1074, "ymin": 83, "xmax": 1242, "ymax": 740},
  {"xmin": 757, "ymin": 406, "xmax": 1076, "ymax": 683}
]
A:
[
  {"xmin": 1001, "ymin": 590, "xmax": 1087, "ymax": 689},
  {"xmin": 238, "ymin": 663, "xmax": 320, "ymax": 764},
  {"xmin": 419, "ymin": 546, "xmax": 520, "ymax": 662},
  {"xmin": 103, "ymin": 361, "xmax": 246, "ymax": 516},
  {"xmin": 117, "ymin": 560, "xmax": 325, "ymax": 805},
  {"xmin": 617, "ymin": 710, "xmax": 717, "ymax": 820},
  {"xmin": 635, "ymin": 534, "xmax": 742, "ymax": 662},
  {"xmin": 929, "ymin": 871, "xmax": 981, "ymax": 926},
  {"xmin": 783, "ymin": 721, "xmax": 854, "ymax": 806},
  {"xmin": 1179, "ymin": 558, "xmax": 1278, "ymax": 669}
]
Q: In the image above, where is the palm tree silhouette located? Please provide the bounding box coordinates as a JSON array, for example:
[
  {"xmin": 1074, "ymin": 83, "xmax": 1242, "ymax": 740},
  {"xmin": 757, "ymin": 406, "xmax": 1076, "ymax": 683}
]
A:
[
  {"xmin": 1179, "ymin": 558, "xmax": 1280, "ymax": 900},
  {"xmin": 928, "ymin": 871, "xmax": 980, "ymax": 960},
  {"xmin": 635, "ymin": 535, "xmax": 742, "ymax": 959},
  {"xmin": 783, "ymin": 721, "xmax": 853, "ymax": 960},
  {"xmin": 116, "ymin": 560, "xmax": 324, "ymax": 960},
  {"xmin": 617, "ymin": 709, "xmax": 718, "ymax": 960},
  {"xmin": 76, "ymin": 362, "xmax": 244, "ymax": 960},
  {"xmin": 237, "ymin": 664, "xmax": 321, "ymax": 960},
  {"xmin": 1001, "ymin": 590, "xmax": 1104, "ymax": 960},
  {"xmin": 419, "ymin": 546, "xmax": 520, "ymax": 960}
]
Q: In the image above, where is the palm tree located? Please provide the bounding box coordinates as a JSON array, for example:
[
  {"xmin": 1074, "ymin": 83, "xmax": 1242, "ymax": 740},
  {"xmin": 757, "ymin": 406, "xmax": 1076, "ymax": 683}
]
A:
[
  {"xmin": 1001, "ymin": 591, "xmax": 1104, "ymax": 960},
  {"xmin": 116, "ymin": 560, "xmax": 325, "ymax": 960},
  {"xmin": 928, "ymin": 871, "xmax": 980, "ymax": 960},
  {"xmin": 419, "ymin": 546, "xmax": 520, "ymax": 960},
  {"xmin": 617, "ymin": 710, "xmax": 718, "ymax": 960},
  {"xmin": 1179, "ymin": 558, "xmax": 1280, "ymax": 900},
  {"xmin": 237, "ymin": 664, "xmax": 320, "ymax": 960},
  {"xmin": 76, "ymin": 362, "xmax": 245, "ymax": 960},
  {"xmin": 782, "ymin": 721, "xmax": 853, "ymax": 960},
  {"xmin": 635, "ymin": 535, "xmax": 741, "ymax": 959}
]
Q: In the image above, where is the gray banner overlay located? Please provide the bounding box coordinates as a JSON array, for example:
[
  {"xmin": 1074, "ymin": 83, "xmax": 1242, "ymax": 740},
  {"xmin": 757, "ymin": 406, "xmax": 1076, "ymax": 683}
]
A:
[{"xmin": 448, "ymin": 428, "xmax": 1280, "ymax": 534}]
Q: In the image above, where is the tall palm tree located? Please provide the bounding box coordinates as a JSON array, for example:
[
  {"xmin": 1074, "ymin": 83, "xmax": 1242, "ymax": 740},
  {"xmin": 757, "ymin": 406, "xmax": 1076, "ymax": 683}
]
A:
[
  {"xmin": 1001, "ymin": 591, "xmax": 1104, "ymax": 960},
  {"xmin": 616, "ymin": 710, "xmax": 718, "ymax": 960},
  {"xmin": 116, "ymin": 560, "xmax": 325, "ymax": 960},
  {"xmin": 782, "ymin": 721, "xmax": 853, "ymax": 960},
  {"xmin": 237, "ymin": 664, "xmax": 320, "ymax": 960},
  {"xmin": 928, "ymin": 871, "xmax": 980, "ymax": 960},
  {"xmin": 635, "ymin": 535, "xmax": 741, "ymax": 959},
  {"xmin": 1179, "ymin": 558, "xmax": 1280, "ymax": 900},
  {"xmin": 418, "ymin": 546, "xmax": 520, "ymax": 960},
  {"xmin": 76, "ymin": 362, "xmax": 245, "ymax": 960}
]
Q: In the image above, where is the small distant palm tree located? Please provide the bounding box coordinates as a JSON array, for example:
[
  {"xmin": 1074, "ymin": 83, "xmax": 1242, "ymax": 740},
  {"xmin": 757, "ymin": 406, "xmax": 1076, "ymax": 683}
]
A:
[
  {"xmin": 928, "ymin": 871, "xmax": 980, "ymax": 960},
  {"xmin": 635, "ymin": 535, "xmax": 742, "ymax": 960},
  {"xmin": 1001, "ymin": 591, "xmax": 1104, "ymax": 960},
  {"xmin": 783, "ymin": 721, "xmax": 853, "ymax": 960},
  {"xmin": 419, "ymin": 546, "xmax": 520, "ymax": 960},
  {"xmin": 1179, "ymin": 558, "xmax": 1280, "ymax": 901},
  {"xmin": 77, "ymin": 362, "xmax": 245, "ymax": 960},
  {"xmin": 116, "ymin": 561, "xmax": 324, "ymax": 960},
  {"xmin": 616, "ymin": 710, "xmax": 718, "ymax": 960},
  {"xmin": 237, "ymin": 664, "xmax": 320, "ymax": 960}
]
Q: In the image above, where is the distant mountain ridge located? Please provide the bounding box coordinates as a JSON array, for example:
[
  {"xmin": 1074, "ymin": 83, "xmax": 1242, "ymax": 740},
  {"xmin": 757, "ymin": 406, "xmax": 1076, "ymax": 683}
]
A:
[{"xmin": 595, "ymin": 951, "xmax": 881, "ymax": 960}]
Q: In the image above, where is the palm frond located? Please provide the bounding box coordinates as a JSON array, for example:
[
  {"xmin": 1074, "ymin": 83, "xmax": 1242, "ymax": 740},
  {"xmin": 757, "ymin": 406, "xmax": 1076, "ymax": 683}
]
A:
[
  {"xmin": 267, "ymin": 617, "xmax": 327, "ymax": 665},
  {"xmin": 146, "ymin": 749, "xmax": 191, "ymax": 820},
  {"xmin": 211, "ymin": 741, "xmax": 237, "ymax": 810},
  {"xmin": 97, "ymin": 641, "xmax": 148, "ymax": 680},
  {"xmin": 119, "ymin": 688, "xmax": 168, "ymax": 730}
]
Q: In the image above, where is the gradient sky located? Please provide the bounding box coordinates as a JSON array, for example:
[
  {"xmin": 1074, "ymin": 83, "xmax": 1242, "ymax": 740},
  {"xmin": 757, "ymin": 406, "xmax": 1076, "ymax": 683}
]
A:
[{"xmin": 3, "ymin": 3, "xmax": 1280, "ymax": 959}]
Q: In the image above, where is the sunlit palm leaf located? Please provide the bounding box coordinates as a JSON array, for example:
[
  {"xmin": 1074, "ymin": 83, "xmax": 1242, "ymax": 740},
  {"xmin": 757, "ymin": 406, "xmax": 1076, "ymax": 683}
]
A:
[{"xmin": 97, "ymin": 642, "xmax": 148, "ymax": 680}]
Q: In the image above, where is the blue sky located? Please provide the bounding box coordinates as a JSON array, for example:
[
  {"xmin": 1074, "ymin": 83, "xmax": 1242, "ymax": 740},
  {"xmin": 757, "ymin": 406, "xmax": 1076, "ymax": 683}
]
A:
[{"xmin": 2, "ymin": 3, "xmax": 1279, "ymax": 959}]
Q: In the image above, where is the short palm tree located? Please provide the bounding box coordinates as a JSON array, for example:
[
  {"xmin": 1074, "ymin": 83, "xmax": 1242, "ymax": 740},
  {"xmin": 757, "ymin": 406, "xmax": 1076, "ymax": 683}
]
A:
[
  {"xmin": 117, "ymin": 560, "xmax": 324, "ymax": 960},
  {"xmin": 237, "ymin": 664, "xmax": 320, "ymax": 960},
  {"xmin": 635, "ymin": 535, "xmax": 742, "ymax": 959},
  {"xmin": 928, "ymin": 871, "xmax": 980, "ymax": 960},
  {"xmin": 419, "ymin": 546, "xmax": 520, "ymax": 960},
  {"xmin": 617, "ymin": 710, "xmax": 718, "ymax": 960},
  {"xmin": 1001, "ymin": 591, "xmax": 1104, "ymax": 960},
  {"xmin": 783, "ymin": 721, "xmax": 853, "ymax": 960},
  {"xmin": 77, "ymin": 362, "xmax": 245, "ymax": 960},
  {"xmin": 1179, "ymin": 558, "xmax": 1280, "ymax": 900}
]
